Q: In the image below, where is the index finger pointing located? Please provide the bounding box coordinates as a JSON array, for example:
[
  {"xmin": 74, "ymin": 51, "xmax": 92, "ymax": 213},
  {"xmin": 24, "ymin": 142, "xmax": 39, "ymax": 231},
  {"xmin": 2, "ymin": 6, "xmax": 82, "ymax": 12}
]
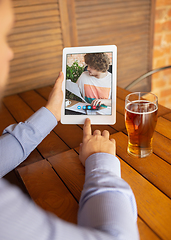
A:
[{"xmin": 83, "ymin": 118, "xmax": 92, "ymax": 141}]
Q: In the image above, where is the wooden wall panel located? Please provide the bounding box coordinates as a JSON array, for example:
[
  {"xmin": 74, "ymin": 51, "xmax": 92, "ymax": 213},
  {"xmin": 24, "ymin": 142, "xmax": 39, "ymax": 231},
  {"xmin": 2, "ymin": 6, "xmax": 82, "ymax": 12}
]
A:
[
  {"xmin": 6, "ymin": 0, "xmax": 155, "ymax": 96},
  {"xmin": 6, "ymin": 0, "xmax": 64, "ymax": 96},
  {"xmin": 74, "ymin": 0, "xmax": 155, "ymax": 91}
]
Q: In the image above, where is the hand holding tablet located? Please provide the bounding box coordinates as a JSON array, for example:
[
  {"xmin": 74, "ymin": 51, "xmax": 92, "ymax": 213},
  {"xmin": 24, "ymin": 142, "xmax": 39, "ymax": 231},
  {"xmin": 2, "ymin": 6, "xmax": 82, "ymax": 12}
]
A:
[{"xmin": 61, "ymin": 45, "xmax": 117, "ymax": 125}]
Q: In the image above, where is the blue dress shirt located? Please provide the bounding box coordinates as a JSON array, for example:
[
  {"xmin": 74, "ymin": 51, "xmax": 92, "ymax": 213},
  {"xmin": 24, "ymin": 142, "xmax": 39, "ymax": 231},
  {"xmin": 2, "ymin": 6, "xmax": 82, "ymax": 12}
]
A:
[{"xmin": 0, "ymin": 107, "xmax": 139, "ymax": 239}]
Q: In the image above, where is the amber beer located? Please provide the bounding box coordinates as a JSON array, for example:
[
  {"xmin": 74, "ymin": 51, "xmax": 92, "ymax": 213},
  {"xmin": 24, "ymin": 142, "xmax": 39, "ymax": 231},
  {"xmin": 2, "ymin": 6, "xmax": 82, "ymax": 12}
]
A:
[{"xmin": 125, "ymin": 93, "xmax": 158, "ymax": 158}]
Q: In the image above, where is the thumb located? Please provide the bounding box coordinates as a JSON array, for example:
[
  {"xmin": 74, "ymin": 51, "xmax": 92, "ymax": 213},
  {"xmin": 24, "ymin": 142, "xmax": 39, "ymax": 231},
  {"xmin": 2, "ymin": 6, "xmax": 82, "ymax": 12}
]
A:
[{"xmin": 54, "ymin": 72, "xmax": 64, "ymax": 89}]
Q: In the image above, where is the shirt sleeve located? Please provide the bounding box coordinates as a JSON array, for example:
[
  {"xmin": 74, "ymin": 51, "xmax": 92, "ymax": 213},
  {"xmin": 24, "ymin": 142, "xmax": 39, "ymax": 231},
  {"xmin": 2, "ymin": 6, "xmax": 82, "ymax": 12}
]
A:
[
  {"xmin": 0, "ymin": 107, "xmax": 57, "ymax": 178},
  {"xmin": 0, "ymin": 153, "xmax": 139, "ymax": 240},
  {"xmin": 78, "ymin": 153, "xmax": 140, "ymax": 239}
]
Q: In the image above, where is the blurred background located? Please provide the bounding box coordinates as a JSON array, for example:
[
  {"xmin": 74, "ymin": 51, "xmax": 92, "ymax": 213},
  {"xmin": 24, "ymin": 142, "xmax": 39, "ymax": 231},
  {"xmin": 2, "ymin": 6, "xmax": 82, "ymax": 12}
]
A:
[{"xmin": 7, "ymin": 0, "xmax": 171, "ymax": 108}]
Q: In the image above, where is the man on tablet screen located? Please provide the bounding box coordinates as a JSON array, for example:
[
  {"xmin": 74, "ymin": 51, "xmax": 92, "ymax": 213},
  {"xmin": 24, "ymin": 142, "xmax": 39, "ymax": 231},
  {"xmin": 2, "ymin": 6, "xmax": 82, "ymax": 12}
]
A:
[{"xmin": 76, "ymin": 53, "xmax": 112, "ymax": 107}]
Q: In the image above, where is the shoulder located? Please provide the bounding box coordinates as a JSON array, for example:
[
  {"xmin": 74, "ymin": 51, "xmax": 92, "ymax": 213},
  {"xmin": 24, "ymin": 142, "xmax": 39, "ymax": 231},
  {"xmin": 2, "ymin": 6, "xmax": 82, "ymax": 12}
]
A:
[
  {"xmin": 80, "ymin": 71, "xmax": 89, "ymax": 78},
  {"xmin": 77, "ymin": 71, "xmax": 90, "ymax": 83},
  {"xmin": 106, "ymin": 72, "xmax": 112, "ymax": 81},
  {"xmin": 107, "ymin": 71, "xmax": 112, "ymax": 77}
]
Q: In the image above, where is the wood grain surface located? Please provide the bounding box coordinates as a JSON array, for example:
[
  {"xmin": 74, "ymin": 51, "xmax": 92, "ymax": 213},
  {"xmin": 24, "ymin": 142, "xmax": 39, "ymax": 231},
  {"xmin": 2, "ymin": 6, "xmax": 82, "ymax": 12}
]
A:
[
  {"xmin": 1, "ymin": 86, "xmax": 171, "ymax": 240},
  {"xmin": 17, "ymin": 160, "xmax": 78, "ymax": 223}
]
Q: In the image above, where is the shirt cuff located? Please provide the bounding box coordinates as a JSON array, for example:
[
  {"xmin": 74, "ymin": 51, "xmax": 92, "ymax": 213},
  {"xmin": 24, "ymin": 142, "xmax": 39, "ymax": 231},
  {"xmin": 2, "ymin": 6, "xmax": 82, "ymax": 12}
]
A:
[
  {"xmin": 26, "ymin": 107, "xmax": 57, "ymax": 137},
  {"xmin": 85, "ymin": 153, "xmax": 121, "ymax": 179}
]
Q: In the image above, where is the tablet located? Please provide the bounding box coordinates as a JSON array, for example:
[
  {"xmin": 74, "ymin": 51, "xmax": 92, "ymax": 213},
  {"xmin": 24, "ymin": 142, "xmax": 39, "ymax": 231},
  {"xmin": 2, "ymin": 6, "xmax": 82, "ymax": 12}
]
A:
[{"xmin": 61, "ymin": 45, "xmax": 117, "ymax": 125}]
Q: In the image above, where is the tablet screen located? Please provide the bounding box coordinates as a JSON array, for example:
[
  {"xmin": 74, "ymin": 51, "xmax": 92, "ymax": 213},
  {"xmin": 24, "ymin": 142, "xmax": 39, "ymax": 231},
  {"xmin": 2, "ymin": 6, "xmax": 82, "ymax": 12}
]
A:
[{"xmin": 65, "ymin": 52, "xmax": 113, "ymax": 116}]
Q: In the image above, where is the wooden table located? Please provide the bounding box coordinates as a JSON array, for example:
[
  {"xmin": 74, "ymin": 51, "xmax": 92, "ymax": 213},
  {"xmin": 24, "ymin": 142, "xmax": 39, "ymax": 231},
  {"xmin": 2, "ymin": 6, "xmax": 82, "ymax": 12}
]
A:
[{"xmin": 1, "ymin": 86, "xmax": 171, "ymax": 240}]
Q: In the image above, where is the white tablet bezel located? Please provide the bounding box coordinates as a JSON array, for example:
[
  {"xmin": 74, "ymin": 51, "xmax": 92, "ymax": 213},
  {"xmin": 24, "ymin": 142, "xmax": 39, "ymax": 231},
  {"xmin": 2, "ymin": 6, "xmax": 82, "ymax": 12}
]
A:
[{"xmin": 61, "ymin": 45, "xmax": 117, "ymax": 125}]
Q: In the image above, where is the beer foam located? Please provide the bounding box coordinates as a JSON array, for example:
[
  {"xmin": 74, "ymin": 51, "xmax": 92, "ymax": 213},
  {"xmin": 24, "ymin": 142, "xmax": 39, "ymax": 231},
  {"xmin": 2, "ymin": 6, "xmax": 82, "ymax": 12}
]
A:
[{"xmin": 125, "ymin": 100, "xmax": 158, "ymax": 114}]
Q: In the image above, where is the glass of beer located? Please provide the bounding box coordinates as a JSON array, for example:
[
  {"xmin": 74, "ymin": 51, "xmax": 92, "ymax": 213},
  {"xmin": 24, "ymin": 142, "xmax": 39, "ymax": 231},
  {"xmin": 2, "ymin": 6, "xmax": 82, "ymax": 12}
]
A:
[{"xmin": 125, "ymin": 92, "xmax": 158, "ymax": 158}]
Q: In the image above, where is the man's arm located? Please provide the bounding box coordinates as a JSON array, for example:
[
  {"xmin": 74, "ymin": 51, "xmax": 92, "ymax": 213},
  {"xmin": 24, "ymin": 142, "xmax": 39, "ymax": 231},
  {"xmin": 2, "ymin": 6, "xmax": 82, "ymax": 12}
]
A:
[
  {"xmin": 0, "ymin": 107, "xmax": 57, "ymax": 178},
  {"xmin": 91, "ymin": 98, "xmax": 111, "ymax": 107},
  {"xmin": 0, "ymin": 119, "xmax": 139, "ymax": 240},
  {"xmin": 78, "ymin": 119, "xmax": 140, "ymax": 239},
  {"xmin": 78, "ymin": 153, "xmax": 139, "ymax": 239},
  {"xmin": 0, "ymin": 175, "xmax": 134, "ymax": 240},
  {"xmin": 0, "ymin": 73, "xmax": 63, "ymax": 178}
]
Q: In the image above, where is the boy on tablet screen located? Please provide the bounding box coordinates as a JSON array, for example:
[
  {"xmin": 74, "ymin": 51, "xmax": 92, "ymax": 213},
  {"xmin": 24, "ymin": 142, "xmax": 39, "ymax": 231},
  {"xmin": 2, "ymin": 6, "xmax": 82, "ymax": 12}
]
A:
[{"xmin": 76, "ymin": 53, "xmax": 111, "ymax": 107}]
